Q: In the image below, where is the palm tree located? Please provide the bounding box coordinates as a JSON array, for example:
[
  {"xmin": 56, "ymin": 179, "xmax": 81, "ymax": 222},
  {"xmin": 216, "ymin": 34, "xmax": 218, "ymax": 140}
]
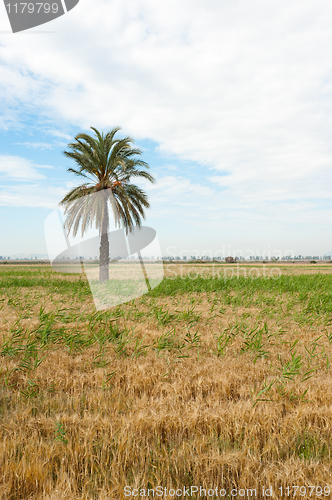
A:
[{"xmin": 59, "ymin": 127, "xmax": 155, "ymax": 283}]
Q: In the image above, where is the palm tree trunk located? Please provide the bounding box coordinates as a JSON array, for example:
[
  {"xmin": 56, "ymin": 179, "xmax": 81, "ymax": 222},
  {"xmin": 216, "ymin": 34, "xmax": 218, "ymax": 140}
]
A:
[{"xmin": 99, "ymin": 192, "xmax": 109, "ymax": 283}]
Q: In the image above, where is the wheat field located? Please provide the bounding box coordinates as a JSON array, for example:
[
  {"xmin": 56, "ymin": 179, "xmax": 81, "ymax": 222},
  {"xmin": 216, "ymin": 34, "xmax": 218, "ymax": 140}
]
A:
[{"xmin": 1, "ymin": 262, "xmax": 332, "ymax": 499}]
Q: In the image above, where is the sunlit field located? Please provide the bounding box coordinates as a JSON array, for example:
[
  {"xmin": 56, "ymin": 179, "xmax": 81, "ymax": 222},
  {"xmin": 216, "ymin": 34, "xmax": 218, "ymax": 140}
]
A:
[{"xmin": 1, "ymin": 262, "xmax": 332, "ymax": 499}]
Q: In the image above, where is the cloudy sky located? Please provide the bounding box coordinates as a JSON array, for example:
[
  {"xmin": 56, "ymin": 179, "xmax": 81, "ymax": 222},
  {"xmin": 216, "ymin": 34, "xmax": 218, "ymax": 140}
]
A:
[{"xmin": 0, "ymin": 0, "xmax": 331, "ymax": 258}]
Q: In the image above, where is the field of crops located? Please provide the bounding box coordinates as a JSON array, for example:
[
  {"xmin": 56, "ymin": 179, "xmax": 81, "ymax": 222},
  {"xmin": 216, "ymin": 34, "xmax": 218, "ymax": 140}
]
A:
[{"xmin": 1, "ymin": 263, "xmax": 332, "ymax": 499}]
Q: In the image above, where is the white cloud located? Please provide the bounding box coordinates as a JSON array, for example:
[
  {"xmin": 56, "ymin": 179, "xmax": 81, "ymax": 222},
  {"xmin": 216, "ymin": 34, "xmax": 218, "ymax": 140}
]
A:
[
  {"xmin": 0, "ymin": 175, "xmax": 87, "ymax": 209},
  {"xmin": 139, "ymin": 174, "xmax": 214, "ymax": 222},
  {"xmin": 45, "ymin": 129, "xmax": 72, "ymax": 141},
  {"xmin": 162, "ymin": 164, "xmax": 178, "ymax": 171},
  {"xmin": 1, "ymin": 2, "xmax": 332, "ymax": 174},
  {"xmin": 0, "ymin": 0, "xmax": 332, "ymax": 249},
  {"xmin": 0, "ymin": 155, "xmax": 53, "ymax": 180},
  {"xmin": 0, "ymin": 183, "xmax": 67, "ymax": 209},
  {"xmin": 14, "ymin": 142, "xmax": 54, "ymax": 150}
]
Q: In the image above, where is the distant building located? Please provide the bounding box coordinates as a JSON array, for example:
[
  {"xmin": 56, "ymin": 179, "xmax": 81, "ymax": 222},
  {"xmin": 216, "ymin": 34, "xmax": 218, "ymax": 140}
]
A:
[{"xmin": 225, "ymin": 256, "xmax": 235, "ymax": 263}]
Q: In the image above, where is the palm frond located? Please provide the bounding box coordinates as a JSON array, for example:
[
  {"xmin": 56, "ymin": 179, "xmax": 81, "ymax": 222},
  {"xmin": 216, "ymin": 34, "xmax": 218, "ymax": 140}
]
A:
[{"xmin": 60, "ymin": 127, "xmax": 154, "ymax": 240}]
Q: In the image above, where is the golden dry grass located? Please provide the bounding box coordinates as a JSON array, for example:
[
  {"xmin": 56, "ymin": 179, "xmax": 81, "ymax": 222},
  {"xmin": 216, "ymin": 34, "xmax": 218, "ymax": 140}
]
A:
[{"xmin": 1, "ymin": 263, "xmax": 332, "ymax": 499}]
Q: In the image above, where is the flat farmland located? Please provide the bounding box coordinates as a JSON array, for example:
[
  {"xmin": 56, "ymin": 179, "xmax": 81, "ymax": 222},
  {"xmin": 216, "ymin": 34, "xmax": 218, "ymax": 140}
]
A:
[{"xmin": 1, "ymin": 263, "xmax": 332, "ymax": 499}]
